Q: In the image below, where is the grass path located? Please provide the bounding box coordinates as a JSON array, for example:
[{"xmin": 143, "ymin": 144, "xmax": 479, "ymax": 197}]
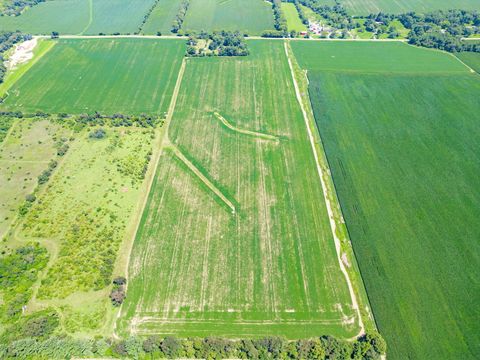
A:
[
  {"xmin": 284, "ymin": 40, "xmax": 370, "ymax": 338},
  {"xmin": 168, "ymin": 143, "xmax": 236, "ymax": 214},
  {"xmin": 213, "ymin": 111, "xmax": 279, "ymax": 142},
  {"xmin": 78, "ymin": 0, "xmax": 93, "ymax": 35}
]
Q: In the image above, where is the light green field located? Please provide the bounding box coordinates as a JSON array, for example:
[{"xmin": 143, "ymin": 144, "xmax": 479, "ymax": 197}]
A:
[
  {"xmin": 0, "ymin": 119, "xmax": 67, "ymax": 240},
  {"xmin": 7, "ymin": 124, "xmax": 155, "ymax": 336},
  {"xmin": 341, "ymin": 0, "xmax": 480, "ymax": 15},
  {"xmin": 83, "ymin": 0, "xmax": 157, "ymax": 35},
  {"xmin": 141, "ymin": 0, "xmax": 183, "ymax": 35},
  {"xmin": 118, "ymin": 40, "xmax": 361, "ymax": 339},
  {"xmin": 0, "ymin": 0, "xmax": 157, "ymax": 35},
  {"xmin": 457, "ymin": 51, "xmax": 480, "ymax": 73},
  {"xmin": 292, "ymin": 41, "xmax": 468, "ymax": 74},
  {"xmin": 292, "ymin": 41, "xmax": 480, "ymax": 359},
  {"xmin": 183, "ymin": 0, "xmax": 275, "ymax": 35},
  {"xmin": 282, "ymin": 3, "xmax": 306, "ymax": 33},
  {"xmin": 0, "ymin": 0, "xmax": 89, "ymax": 35},
  {"xmin": 1, "ymin": 38, "xmax": 185, "ymax": 115}
]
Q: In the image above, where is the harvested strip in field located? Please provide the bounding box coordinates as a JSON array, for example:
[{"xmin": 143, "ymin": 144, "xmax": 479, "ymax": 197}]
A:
[
  {"xmin": 1, "ymin": 38, "xmax": 185, "ymax": 115},
  {"xmin": 119, "ymin": 40, "xmax": 361, "ymax": 339}
]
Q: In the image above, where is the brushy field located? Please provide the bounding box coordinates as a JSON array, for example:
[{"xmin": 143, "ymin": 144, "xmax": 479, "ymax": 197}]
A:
[
  {"xmin": 457, "ymin": 51, "xmax": 480, "ymax": 73},
  {"xmin": 1, "ymin": 39, "xmax": 185, "ymax": 115},
  {"xmin": 0, "ymin": 119, "xmax": 68, "ymax": 240},
  {"xmin": 119, "ymin": 40, "xmax": 361, "ymax": 339},
  {"xmin": 0, "ymin": 0, "xmax": 89, "ymax": 35},
  {"xmin": 142, "ymin": 0, "xmax": 183, "ymax": 35},
  {"xmin": 341, "ymin": 0, "xmax": 480, "ymax": 15},
  {"xmin": 9, "ymin": 122, "xmax": 155, "ymax": 336},
  {"xmin": 282, "ymin": 3, "xmax": 307, "ymax": 32},
  {"xmin": 183, "ymin": 0, "xmax": 274, "ymax": 35},
  {"xmin": 292, "ymin": 41, "xmax": 480, "ymax": 359}
]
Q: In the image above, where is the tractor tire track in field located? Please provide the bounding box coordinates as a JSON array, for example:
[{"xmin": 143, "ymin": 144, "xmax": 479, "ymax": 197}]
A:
[
  {"xmin": 213, "ymin": 111, "xmax": 280, "ymax": 142},
  {"xmin": 284, "ymin": 40, "xmax": 365, "ymax": 338},
  {"xmin": 168, "ymin": 144, "xmax": 236, "ymax": 214}
]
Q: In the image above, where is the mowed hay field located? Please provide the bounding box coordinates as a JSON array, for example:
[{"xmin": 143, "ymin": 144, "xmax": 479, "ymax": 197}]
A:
[
  {"xmin": 1, "ymin": 39, "xmax": 185, "ymax": 115},
  {"xmin": 183, "ymin": 0, "xmax": 274, "ymax": 35},
  {"xmin": 292, "ymin": 41, "xmax": 480, "ymax": 359},
  {"xmin": 282, "ymin": 3, "xmax": 307, "ymax": 32},
  {"xmin": 0, "ymin": 0, "xmax": 89, "ymax": 34},
  {"xmin": 119, "ymin": 40, "xmax": 360, "ymax": 339},
  {"xmin": 341, "ymin": 0, "xmax": 480, "ymax": 15},
  {"xmin": 141, "ymin": 0, "xmax": 183, "ymax": 35}
]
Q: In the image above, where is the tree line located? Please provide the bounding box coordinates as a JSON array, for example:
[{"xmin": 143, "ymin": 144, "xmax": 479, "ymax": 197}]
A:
[
  {"xmin": 0, "ymin": 332, "xmax": 386, "ymax": 359},
  {"xmin": 172, "ymin": 0, "xmax": 190, "ymax": 34}
]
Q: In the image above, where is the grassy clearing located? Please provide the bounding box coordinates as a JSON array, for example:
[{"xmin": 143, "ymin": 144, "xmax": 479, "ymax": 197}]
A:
[
  {"xmin": 0, "ymin": 119, "xmax": 67, "ymax": 240},
  {"xmin": 341, "ymin": 0, "xmax": 480, "ymax": 15},
  {"xmin": 457, "ymin": 51, "xmax": 480, "ymax": 73},
  {"xmin": 142, "ymin": 0, "xmax": 183, "ymax": 35},
  {"xmin": 0, "ymin": 0, "xmax": 90, "ymax": 35},
  {"xmin": 282, "ymin": 3, "xmax": 307, "ymax": 32},
  {"xmin": 119, "ymin": 40, "xmax": 361, "ymax": 339},
  {"xmin": 1, "ymin": 38, "xmax": 185, "ymax": 115},
  {"xmin": 183, "ymin": 0, "xmax": 274, "ymax": 35},
  {"xmin": 292, "ymin": 41, "xmax": 480, "ymax": 359}
]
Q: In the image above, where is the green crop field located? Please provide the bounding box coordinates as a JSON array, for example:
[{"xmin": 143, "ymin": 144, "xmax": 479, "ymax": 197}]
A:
[
  {"xmin": 457, "ymin": 51, "xmax": 480, "ymax": 73},
  {"xmin": 292, "ymin": 41, "xmax": 480, "ymax": 359},
  {"xmin": 282, "ymin": 3, "xmax": 307, "ymax": 33},
  {"xmin": 183, "ymin": 0, "xmax": 274, "ymax": 35},
  {"xmin": 1, "ymin": 38, "xmax": 185, "ymax": 115},
  {"xmin": 0, "ymin": 0, "xmax": 157, "ymax": 35},
  {"xmin": 340, "ymin": 0, "xmax": 480, "ymax": 15},
  {"xmin": 118, "ymin": 40, "xmax": 361, "ymax": 339},
  {"xmin": 141, "ymin": 0, "xmax": 183, "ymax": 35},
  {"xmin": 0, "ymin": 0, "xmax": 89, "ymax": 34},
  {"xmin": 83, "ymin": 0, "xmax": 157, "ymax": 35}
]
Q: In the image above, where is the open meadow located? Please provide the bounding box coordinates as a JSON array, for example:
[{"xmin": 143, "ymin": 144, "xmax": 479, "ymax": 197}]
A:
[
  {"xmin": 118, "ymin": 40, "xmax": 361, "ymax": 339},
  {"xmin": 0, "ymin": 119, "xmax": 68, "ymax": 241},
  {"xmin": 1, "ymin": 38, "xmax": 185, "ymax": 115},
  {"xmin": 291, "ymin": 41, "xmax": 480, "ymax": 359},
  {"xmin": 183, "ymin": 0, "xmax": 274, "ymax": 35},
  {"xmin": 341, "ymin": 0, "xmax": 480, "ymax": 15}
]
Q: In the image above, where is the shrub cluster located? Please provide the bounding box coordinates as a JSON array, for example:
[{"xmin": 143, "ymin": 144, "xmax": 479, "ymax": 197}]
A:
[
  {"xmin": 109, "ymin": 277, "xmax": 126, "ymax": 306},
  {"xmin": 0, "ymin": 333, "xmax": 386, "ymax": 359},
  {"xmin": 186, "ymin": 31, "xmax": 249, "ymax": 57},
  {"xmin": 172, "ymin": 0, "xmax": 190, "ymax": 33},
  {"xmin": 0, "ymin": 0, "xmax": 44, "ymax": 16},
  {"xmin": 0, "ymin": 244, "xmax": 49, "ymax": 321}
]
